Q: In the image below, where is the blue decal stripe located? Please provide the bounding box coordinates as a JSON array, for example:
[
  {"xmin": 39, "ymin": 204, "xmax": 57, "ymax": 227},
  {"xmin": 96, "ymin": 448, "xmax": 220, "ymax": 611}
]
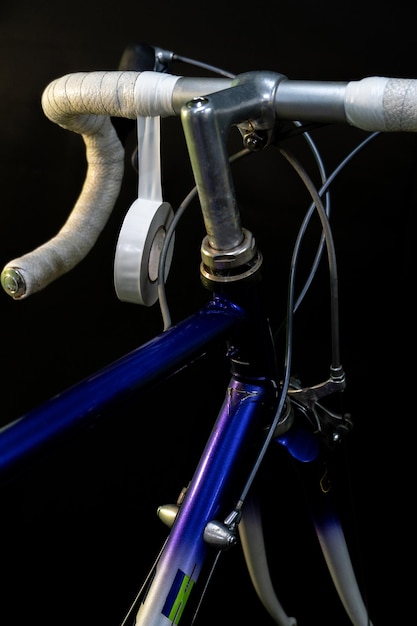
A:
[{"xmin": 162, "ymin": 569, "xmax": 195, "ymax": 625}]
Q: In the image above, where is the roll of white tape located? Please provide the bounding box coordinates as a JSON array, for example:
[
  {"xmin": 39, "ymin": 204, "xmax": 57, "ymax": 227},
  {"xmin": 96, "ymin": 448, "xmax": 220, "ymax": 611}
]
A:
[{"xmin": 114, "ymin": 198, "xmax": 175, "ymax": 306}]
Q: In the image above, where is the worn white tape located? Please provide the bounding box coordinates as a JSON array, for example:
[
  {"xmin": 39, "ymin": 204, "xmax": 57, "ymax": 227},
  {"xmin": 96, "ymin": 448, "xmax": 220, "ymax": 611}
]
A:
[{"xmin": 114, "ymin": 198, "xmax": 174, "ymax": 305}]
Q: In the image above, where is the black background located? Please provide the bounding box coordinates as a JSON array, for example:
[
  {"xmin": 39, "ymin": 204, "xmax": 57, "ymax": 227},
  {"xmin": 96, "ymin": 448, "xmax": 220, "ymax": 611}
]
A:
[{"xmin": 0, "ymin": 1, "xmax": 415, "ymax": 625}]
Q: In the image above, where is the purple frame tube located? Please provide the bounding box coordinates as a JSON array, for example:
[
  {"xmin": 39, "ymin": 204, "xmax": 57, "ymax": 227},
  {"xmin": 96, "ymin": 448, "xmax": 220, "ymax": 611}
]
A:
[
  {"xmin": 0, "ymin": 296, "xmax": 244, "ymax": 479},
  {"xmin": 134, "ymin": 374, "xmax": 279, "ymax": 626}
]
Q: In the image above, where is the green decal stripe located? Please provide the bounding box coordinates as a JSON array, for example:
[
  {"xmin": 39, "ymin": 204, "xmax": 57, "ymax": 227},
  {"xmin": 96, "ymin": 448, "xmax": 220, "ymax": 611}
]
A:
[{"xmin": 168, "ymin": 573, "xmax": 195, "ymax": 624}]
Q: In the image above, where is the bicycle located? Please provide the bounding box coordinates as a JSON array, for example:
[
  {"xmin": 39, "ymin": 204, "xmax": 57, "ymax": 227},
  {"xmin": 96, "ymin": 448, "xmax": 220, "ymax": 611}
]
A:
[{"xmin": 1, "ymin": 42, "xmax": 414, "ymax": 625}]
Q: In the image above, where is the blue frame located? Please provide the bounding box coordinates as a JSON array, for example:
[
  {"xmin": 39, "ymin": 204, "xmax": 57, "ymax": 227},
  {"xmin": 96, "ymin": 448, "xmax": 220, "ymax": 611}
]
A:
[
  {"xmin": 0, "ymin": 66, "xmax": 375, "ymax": 623},
  {"xmin": 135, "ymin": 374, "xmax": 279, "ymax": 625},
  {"xmin": 0, "ymin": 296, "xmax": 244, "ymax": 478},
  {"xmin": 0, "ymin": 277, "xmax": 289, "ymax": 626}
]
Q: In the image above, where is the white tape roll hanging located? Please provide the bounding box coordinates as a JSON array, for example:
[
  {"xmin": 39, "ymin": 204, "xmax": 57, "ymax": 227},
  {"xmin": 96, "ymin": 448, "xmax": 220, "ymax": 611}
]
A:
[{"xmin": 114, "ymin": 115, "xmax": 175, "ymax": 305}]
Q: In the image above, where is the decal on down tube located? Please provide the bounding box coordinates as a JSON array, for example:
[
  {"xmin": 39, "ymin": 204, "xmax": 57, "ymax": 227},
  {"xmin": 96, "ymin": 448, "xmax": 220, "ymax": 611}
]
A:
[{"xmin": 161, "ymin": 568, "xmax": 195, "ymax": 625}]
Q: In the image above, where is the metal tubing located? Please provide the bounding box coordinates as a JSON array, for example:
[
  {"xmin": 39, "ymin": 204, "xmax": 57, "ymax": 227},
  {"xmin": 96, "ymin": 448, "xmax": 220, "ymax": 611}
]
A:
[
  {"xmin": 180, "ymin": 72, "xmax": 283, "ymax": 253},
  {"xmin": 0, "ymin": 297, "xmax": 243, "ymax": 479},
  {"xmin": 134, "ymin": 375, "xmax": 278, "ymax": 625}
]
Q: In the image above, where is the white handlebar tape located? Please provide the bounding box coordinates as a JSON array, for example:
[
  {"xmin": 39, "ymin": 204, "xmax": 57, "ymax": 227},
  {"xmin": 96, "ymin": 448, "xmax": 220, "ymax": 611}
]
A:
[
  {"xmin": 3, "ymin": 69, "xmax": 417, "ymax": 300},
  {"xmin": 1, "ymin": 119, "xmax": 124, "ymax": 298},
  {"xmin": 42, "ymin": 71, "xmax": 180, "ymax": 127},
  {"xmin": 1, "ymin": 71, "xmax": 180, "ymax": 299},
  {"xmin": 345, "ymin": 76, "xmax": 417, "ymax": 131}
]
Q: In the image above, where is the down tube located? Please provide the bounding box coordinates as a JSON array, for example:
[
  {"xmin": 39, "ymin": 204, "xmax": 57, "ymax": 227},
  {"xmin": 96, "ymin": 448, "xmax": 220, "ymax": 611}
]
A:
[
  {"xmin": 0, "ymin": 297, "xmax": 243, "ymax": 480},
  {"xmin": 135, "ymin": 375, "xmax": 278, "ymax": 626}
]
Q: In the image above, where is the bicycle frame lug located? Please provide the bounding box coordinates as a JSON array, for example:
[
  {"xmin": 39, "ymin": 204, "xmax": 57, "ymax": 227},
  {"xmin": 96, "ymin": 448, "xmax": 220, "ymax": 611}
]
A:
[{"xmin": 203, "ymin": 520, "xmax": 238, "ymax": 550}]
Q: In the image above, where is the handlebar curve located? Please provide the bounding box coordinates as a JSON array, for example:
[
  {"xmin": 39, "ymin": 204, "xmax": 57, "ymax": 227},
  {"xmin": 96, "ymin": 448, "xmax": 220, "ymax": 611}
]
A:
[
  {"xmin": 0, "ymin": 71, "xmax": 228, "ymax": 299},
  {"xmin": 2, "ymin": 69, "xmax": 417, "ymax": 299}
]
